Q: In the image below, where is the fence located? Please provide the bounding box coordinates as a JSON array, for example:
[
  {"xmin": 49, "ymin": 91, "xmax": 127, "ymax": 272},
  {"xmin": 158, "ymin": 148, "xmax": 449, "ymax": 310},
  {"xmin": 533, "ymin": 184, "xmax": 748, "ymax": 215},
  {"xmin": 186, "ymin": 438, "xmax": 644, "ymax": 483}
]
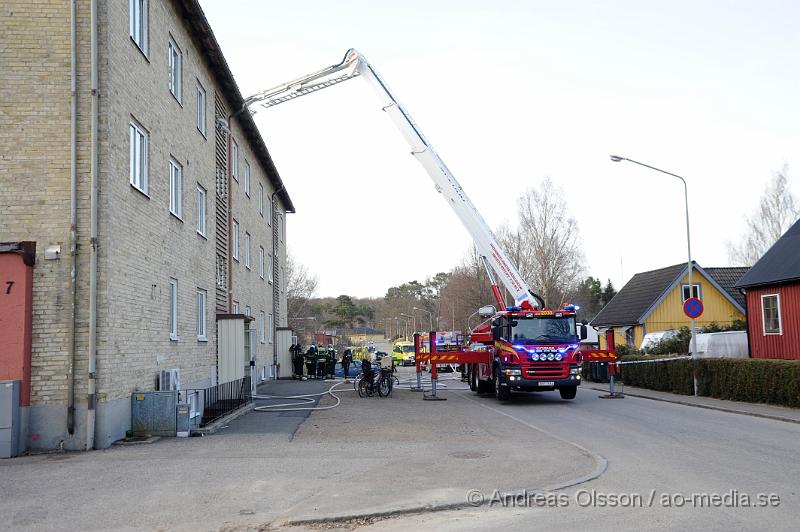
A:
[{"xmin": 184, "ymin": 376, "xmax": 252, "ymax": 427}]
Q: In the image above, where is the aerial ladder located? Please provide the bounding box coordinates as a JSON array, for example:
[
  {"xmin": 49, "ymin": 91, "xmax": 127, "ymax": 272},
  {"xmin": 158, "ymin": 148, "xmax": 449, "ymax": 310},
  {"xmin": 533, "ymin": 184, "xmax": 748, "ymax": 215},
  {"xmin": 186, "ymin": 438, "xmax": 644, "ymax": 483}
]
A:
[
  {"xmin": 241, "ymin": 49, "xmax": 544, "ymax": 311},
  {"xmin": 241, "ymin": 50, "xmax": 616, "ymax": 400}
]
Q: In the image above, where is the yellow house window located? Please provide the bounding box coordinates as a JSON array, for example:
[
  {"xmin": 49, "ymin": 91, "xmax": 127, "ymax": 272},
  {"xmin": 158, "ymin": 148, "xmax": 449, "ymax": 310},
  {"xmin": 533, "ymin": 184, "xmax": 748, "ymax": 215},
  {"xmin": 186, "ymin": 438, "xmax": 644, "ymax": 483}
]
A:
[{"xmin": 681, "ymin": 284, "xmax": 701, "ymax": 301}]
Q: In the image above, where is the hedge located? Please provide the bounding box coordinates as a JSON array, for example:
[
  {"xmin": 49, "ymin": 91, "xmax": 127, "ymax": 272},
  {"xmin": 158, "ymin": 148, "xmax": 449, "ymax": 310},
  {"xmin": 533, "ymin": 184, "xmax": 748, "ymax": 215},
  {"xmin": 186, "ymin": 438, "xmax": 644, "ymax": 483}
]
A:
[{"xmin": 583, "ymin": 356, "xmax": 800, "ymax": 408}]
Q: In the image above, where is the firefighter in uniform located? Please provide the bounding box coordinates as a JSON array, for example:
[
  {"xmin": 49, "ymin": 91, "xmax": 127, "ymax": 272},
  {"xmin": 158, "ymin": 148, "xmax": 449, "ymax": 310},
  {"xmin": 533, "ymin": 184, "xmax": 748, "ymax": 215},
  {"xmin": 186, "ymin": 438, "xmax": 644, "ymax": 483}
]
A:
[
  {"xmin": 326, "ymin": 345, "xmax": 337, "ymax": 379},
  {"xmin": 292, "ymin": 343, "xmax": 304, "ymax": 379},
  {"xmin": 342, "ymin": 348, "xmax": 353, "ymax": 382},
  {"xmin": 316, "ymin": 346, "xmax": 327, "ymax": 380},
  {"xmin": 305, "ymin": 345, "xmax": 318, "ymax": 379}
]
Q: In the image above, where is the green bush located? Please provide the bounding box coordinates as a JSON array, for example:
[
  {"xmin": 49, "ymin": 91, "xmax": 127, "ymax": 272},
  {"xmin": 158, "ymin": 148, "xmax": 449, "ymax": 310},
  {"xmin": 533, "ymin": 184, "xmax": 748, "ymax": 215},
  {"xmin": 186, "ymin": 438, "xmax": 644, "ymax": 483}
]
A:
[{"xmin": 608, "ymin": 356, "xmax": 800, "ymax": 408}]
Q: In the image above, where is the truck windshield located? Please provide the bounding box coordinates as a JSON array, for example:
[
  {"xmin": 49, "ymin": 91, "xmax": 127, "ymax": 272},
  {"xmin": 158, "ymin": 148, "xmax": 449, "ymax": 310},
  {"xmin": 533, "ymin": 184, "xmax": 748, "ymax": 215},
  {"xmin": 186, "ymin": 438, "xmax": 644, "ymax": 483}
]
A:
[{"xmin": 510, "ymin": 317, "xmax": 577, "ymax": 344}]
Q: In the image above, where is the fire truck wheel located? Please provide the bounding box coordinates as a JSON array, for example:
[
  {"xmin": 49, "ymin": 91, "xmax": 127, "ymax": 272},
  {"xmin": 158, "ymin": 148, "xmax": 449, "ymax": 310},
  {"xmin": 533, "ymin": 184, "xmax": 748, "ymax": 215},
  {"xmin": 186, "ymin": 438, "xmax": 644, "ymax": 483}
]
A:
[
  {"xmin": 494, "ymin": 371, "xmax": 511, "ymax": 401},
  {"xmin": 559, "ymin": 386, "xmax": 577, "ymax": 400}
]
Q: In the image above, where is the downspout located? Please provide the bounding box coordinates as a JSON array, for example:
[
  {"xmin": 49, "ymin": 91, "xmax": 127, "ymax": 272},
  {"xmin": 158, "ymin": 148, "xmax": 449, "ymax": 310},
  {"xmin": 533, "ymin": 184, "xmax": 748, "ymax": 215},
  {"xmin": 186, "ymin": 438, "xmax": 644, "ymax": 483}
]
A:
[
  {"xmin": 67, "ymin": 0, "xmax": 78, "ymax": 435},
  {"xmin": 270, "ymin": 186, "xmax": 285, "ymax": 379},
  {"xmin": 87, "ymin": 0, "xmax": 99, "ymax": 450}
]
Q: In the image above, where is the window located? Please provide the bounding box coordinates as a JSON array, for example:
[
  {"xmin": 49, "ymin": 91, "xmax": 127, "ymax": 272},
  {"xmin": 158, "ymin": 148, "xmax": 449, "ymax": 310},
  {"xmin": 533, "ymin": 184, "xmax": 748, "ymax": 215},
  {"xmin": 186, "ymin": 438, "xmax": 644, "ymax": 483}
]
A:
[
  {"xmin": 196, "ymin": 185, "xmax": 206, "ymax": 237},
  {"xmin": 196, "ymin": 83, "xmax": 206, "ymax": 136},
  {"xmin": 761, "ymin": 294, "xmax": 782, "ymax": 335},
  {"xmin": 244, "ymin": 160, "xmax": 251, "ymax": 197},
  {"xmin": 244, "ymin": 232, "xmax": 251, "ymax": 269},
  {"xmin": 187, "ymin": 390, "xmax": 200, "ymax": 419},
  {"xmin": 245, "ymin": 305, "xmax": 251, "ymax": 318},
  {"xmin": 196, "ymin": 288, "xmax": 207, "ymax": 341},
  {"xmin": 169, "ymin": 278, "xmax": 178, "ymax": 340},
  {"xmin": 258, "ymin": 184, "xmax": 264, "ymax": 216},
  {"xmin": 129, "ymin": 0, "xmax": 148, "ymax": 54},
  {"xmin": 268, "ymin": 197, "xmax": 272, "ymax": 226},
  {"xmin": 169, "ymin": 158, "xmax": 182, "ymax": 219},
  {"xmin": 280, "ymin": 267, "xmax": 285, "ymax": 292},
  {"xmin": 168, "ymin": 38, "xmax": 182, "ymax": 102},
  {"xmin": 259, "ymin": 311, "xmax": 266, "ymax": 343},
  {"xmin": 259, "ymin": 246, "xmax": 265, "ymax": 279},
  {"xmin": 232, "ymin": 220, "xmax": 239, "ymax": 261},
  {"xmin": 268, "ymin": 253, "xmax": 273, "ymax": 284},
  {"xmin": 232, "ymin": 301, "xmax": 239, "ymax": 314},
  {"xmin": 129, "ymin": 121, "xmax": 148, "ymax": 194},
  {"xmin": 231, "ymin": 141, "xmax": 239, "ymax": 181},
  {"xmin": 278, "ymin": 214, "xmax": 284, "ymax": 242},
  {"xmin": 269, "ymin": 313, "xmax": 274, "ymax": 344},
  {"xmin": 681, "ymin": 284, "xmax": 701, "ymax": 301}
]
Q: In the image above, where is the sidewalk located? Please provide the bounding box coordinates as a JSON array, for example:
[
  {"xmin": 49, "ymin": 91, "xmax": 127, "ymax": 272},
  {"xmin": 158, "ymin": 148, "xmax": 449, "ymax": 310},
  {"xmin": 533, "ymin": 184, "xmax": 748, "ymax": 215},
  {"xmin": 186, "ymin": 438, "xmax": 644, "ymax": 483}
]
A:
[{"xmin": 585, "ymin": 382, "xmax": 800, "ymax": 424}]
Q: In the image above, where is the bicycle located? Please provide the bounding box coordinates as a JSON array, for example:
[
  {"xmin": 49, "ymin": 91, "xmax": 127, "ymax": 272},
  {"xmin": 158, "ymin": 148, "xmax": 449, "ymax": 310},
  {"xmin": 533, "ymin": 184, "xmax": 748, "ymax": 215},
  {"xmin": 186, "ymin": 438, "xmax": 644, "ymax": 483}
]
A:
[{"xmin": 357, "ymin": 367, "xmax": 394, "ymax": 398}]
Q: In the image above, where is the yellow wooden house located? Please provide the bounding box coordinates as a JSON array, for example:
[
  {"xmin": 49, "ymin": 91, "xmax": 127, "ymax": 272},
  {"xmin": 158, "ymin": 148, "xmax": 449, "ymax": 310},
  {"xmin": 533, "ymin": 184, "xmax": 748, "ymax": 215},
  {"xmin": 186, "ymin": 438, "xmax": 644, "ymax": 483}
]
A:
[
  {"xmin": 592, "ymin": 263, "xmax": 748, "ymax": 350},
  {"xmin": 341, "ymin": 327, "xmax": 385, "ymax": 345}
]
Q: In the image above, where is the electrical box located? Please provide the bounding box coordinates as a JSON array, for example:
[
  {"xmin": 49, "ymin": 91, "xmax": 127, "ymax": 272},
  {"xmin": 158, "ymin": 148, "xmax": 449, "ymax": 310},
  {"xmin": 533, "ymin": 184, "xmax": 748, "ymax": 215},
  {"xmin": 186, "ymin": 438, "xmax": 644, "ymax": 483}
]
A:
[
  {"xmin": 176, "ymin": 403, "xmax": 190, "ymax": 437},
  {"xmin": 0, "ymin": 381, "xmax": 21, "ymax": 458},
  {"xmin": 130, "ymin": 391, "xmax": 178, "ymax": 436}
]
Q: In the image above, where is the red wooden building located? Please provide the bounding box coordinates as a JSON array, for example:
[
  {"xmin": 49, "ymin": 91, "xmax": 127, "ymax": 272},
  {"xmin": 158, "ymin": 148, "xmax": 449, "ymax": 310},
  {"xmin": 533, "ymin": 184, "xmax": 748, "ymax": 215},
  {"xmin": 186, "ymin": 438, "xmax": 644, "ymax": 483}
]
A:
[{"xmin": 735, "ymin": 218, "xmax": 800, "ymax": 360}]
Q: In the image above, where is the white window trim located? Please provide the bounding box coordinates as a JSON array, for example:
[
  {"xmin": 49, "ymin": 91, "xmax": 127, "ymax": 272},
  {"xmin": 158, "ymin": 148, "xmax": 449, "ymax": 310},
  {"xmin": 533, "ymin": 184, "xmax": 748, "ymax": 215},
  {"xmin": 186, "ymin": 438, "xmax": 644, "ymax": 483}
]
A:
[
  {"xmin": 245, "ymin": 305, "xmax": 251, "ymax": 318},
  {"xmin": 268, "ymin": 253, "xmax": 274, "ymax": 284},
  {"xmin": 169, "ymin": 158, "xmax": 183, "ymax": 220},
  {"xmin": 268, "ymin": 197, "xmax": 272, "ymax": 226},
  {"xmin": 196, "ymin": 288, "xmax": 207, "ymax": 341},
  {"xmin": 244, "ymin": 232, "xmax": 251, "ymax": 269},
  {"xmin": 231, "ymin": 141, "xmax": 239, "ymax": 181},
  {"xmin": 260, "ymin": 311, "xmax": 266, "ymax": 344},
  {"xmin": 196, "ymin": 82, "xmax": 207, "ymax": 137},
  {"xmin": 169, "ymin": 278, "xmax": 179, "ymax": 341},
  {"xmin": 259, "ymin": 246, "xmax": 265, "ymax": 279},
  {"xmin": 129, "ymin": 0, "xmax": 148, "ymax": 55},
  {"xmin": 761, "ymin": 293, "xmax": 783, "ymax": 336},
  {"xmin": 258, "ymin": 184, "xmax": 264, "ymax": 216},
  {"xmin": 681, "ymin": 284, "xmax": 701, "ymax": 302},
  {"xmin": 129, "ymin": 120, "xmax": 148, "ymax": 195},
  {"xmin": 196, "ymin": 185, "xmax": 207, "ymax": 237},
  {"xmin": 232, "ymin": 301, "xmax": 239, "ymax": 314},
  {"xmin": 269, "ymin": 313, "xmax": 274, "ymax": 344},
  {"xmin": 244, "ymin": 160, "xmax": 251, "ymax": 198},
  {"xmin": 280, "ymin": 267, "xmax": 285, "ymax": 293},
  {"xmin": 187, "ymin": 390, "xmax": 200, "ymax": 419},
  {"xmin": 232, "ymin": 220, "xmax": 239, "ymax": 261},
  {"xmin": 168, "ymin": 37, "xmax": 182, "ymax": 103}
]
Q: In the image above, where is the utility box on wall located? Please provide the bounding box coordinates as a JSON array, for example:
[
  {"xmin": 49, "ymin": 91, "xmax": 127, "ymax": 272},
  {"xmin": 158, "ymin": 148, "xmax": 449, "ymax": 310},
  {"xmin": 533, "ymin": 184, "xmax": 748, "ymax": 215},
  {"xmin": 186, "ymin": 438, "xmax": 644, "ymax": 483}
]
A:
[
  {"xmin": 130, "ymin": 391, "xmax": 178, "ymax": 436},
  {"xmin": 0, "ymin": 380, "xmax": 21, "ymax": 458}
]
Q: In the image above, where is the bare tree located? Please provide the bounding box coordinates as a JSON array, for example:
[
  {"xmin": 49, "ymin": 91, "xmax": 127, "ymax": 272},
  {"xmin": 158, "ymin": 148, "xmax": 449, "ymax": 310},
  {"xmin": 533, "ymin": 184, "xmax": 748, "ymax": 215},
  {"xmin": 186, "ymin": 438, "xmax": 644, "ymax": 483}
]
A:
[
  {"xmin": 501, "ymin": 177, "xmax": 585, "ymax": 308},
  {"xmin": 286, "ymin": 251, "xmax": 319, "ymax": 323},
  {"xmin": 728, "ymin": 166, "xmax": 799, "ymax": 266}
]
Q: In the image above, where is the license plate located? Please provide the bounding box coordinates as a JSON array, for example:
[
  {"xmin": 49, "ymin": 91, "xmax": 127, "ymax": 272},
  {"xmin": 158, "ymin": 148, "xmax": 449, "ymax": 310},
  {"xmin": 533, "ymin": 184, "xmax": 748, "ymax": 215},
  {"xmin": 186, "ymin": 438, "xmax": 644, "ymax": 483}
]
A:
[{"xmin": 538, "ymin": 381, "xmax": 555, "ymax": 386}]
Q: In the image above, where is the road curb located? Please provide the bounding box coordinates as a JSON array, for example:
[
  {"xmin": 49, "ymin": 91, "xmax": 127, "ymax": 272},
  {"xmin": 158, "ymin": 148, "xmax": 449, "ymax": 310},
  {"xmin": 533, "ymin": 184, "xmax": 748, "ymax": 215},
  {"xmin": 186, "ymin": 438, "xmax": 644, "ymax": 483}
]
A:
[
  {"xmin": 586, "ymin": 385, "xmax": 800, "ymax": 425},
  {"xmin": 279, "ymin": 393, "xmax": 608, "ymax": 528}
]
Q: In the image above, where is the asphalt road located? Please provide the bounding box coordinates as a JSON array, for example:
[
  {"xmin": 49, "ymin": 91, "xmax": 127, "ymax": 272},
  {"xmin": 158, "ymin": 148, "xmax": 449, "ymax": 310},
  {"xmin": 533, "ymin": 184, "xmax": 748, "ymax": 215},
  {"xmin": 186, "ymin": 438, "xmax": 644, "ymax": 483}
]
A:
[{"xmin": 349, "ymin": 370, "xmax": 800, "ymax": 531}]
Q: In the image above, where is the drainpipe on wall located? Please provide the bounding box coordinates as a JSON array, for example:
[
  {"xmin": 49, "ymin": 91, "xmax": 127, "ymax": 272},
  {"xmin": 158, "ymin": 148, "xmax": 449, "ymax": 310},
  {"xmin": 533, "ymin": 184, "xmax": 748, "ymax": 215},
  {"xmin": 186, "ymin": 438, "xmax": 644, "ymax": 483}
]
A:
[
  {"xmin": 270, "ymin": 186, "xmax": 284, "ymax": 380},
  {"xmin": 86, "ymin": 0, "xmax": 99, "ymax": 450},
  {"xmin": 67, "ymin": 0, "xmax": 78, "ymax": 436}
]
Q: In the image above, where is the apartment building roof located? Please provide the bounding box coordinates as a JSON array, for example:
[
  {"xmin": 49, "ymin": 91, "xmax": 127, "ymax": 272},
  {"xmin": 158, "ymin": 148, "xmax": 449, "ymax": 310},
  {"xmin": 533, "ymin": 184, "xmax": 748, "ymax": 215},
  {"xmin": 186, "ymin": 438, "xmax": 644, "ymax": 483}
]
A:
[{"xmin": 177, "ymin": 0, "xmax": 295, "ymax": 213}]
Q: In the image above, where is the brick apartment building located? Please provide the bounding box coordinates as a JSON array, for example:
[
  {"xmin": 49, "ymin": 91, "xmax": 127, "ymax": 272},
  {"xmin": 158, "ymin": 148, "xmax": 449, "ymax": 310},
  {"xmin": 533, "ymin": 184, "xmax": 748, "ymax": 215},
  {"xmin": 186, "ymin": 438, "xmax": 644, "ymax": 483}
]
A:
[{"xmin": 0, "ymin": 0, "xmax": 293, "ymax": 450}]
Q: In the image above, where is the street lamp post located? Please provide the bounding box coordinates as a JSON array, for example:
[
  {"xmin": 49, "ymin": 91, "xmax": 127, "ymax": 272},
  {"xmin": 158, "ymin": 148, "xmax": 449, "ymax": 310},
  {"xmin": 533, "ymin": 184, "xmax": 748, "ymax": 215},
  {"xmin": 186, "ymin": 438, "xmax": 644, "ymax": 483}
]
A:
[
  {"xmin": 413, "ymin": 306, "xmax": 434, "ymax": 331},
  {"xmin": 610, "ymin": 155, "xmax": 698, "ymax": 395},
  {"xmin": 400, "ymin": 312, "xmax": 414, "ymax": 336}
]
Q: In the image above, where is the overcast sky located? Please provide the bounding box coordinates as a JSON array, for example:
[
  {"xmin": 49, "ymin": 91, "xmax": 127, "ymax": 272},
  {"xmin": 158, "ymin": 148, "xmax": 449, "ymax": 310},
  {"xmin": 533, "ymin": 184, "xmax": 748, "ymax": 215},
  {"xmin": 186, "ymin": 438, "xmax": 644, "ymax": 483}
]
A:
[{"xmin": 200, "ymin": 0, "xmax": 800, "ymax": 298}]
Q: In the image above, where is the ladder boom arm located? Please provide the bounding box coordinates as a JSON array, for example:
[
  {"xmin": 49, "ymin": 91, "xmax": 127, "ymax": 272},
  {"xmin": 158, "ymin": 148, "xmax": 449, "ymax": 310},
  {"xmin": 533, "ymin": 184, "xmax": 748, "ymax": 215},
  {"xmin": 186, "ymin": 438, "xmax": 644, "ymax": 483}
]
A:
[{"xmin": 247, "ymin": 49, "xmax": 542, "ymax": 309}]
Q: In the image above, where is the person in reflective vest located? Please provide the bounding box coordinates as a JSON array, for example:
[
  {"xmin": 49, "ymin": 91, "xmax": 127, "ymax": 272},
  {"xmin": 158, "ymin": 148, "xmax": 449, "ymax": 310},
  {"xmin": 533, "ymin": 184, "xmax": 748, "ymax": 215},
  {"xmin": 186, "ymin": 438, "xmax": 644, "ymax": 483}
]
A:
[{"xmin": 305, "ymin": 345, "xmax": 318, "ymax": 379}]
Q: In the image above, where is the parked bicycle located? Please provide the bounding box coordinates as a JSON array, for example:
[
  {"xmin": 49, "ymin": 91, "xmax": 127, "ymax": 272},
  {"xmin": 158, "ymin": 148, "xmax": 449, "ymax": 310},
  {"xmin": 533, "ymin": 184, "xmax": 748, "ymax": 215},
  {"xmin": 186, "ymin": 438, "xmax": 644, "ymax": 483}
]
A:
[{"xmin": 356, "ymin": 359, "xmax": 394, "ymax": 398}]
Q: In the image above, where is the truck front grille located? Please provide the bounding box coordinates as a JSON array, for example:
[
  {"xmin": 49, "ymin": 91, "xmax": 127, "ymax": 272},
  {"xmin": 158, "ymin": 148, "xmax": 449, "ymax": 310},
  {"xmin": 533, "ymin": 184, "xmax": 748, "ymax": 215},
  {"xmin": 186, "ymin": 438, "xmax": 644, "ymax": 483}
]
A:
[{"xmin": 523, "ymin": 363, "xmax": 567, "ymax": 379}]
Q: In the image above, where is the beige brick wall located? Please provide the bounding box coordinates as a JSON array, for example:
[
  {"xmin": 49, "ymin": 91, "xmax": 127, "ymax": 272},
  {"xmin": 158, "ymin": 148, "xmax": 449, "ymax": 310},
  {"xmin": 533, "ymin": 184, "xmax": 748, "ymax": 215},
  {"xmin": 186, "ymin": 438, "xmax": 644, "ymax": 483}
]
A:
[{"xmin": 1, "ymin": 0, "xmax": 291, "ymax": 444}]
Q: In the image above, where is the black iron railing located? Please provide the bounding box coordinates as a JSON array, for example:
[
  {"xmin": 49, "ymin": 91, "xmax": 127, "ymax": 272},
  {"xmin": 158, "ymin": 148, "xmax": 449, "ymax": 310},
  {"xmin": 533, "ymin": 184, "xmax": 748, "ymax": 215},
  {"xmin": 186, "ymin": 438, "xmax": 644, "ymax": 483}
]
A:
[{"xmin": 185, "ymin": 376, "xmax": 252, "ymax": 427}]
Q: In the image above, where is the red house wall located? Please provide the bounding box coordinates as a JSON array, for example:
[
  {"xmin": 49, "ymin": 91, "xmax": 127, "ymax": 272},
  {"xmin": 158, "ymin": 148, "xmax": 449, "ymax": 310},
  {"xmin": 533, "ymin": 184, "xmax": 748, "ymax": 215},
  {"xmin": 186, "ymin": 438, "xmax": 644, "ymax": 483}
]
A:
[{"xmin": 746, "ymin": 281, "xmax": 800, "ymax": 360}]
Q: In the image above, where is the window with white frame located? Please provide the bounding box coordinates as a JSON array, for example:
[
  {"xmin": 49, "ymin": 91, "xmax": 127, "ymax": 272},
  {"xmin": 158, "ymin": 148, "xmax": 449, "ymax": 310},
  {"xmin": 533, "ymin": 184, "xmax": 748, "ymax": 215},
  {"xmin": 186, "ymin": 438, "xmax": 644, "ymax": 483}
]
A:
[
  {"xmin": 681, "ymin": 284, "xmax": 701, "ymax": 301},
  {"xmin": 232, "ymin": 301, "xmax": 239, "ymax": 314},
  {"xmin": 245, "ymin": 305, "xmax": 251, "ymax": 318},
  {"xmin": 761, "ymin": 294, "xmax": 782, "ymax": 335},
  {"xmin": 278, "ymin": 214, "xmax": 284, "ymax": 242},
  {"xmin": 268, "ymin": 196, "xmax": 272, "ymax": 226},
  {"xmin": 231, "ymin": 141, "xmax": 239, "ymax": 181},
  {"xmin": 169, "ymin": 158, "xmax": 182, "ymax": 219},
  {"xmin": 129, "ymin": 121, "xmax": 148, "ymax": 194},
  {"xmin": 259, "ymin": 246, "xmax": 265, "ymax": 279},
  {"xmin": 196, "ymin": 185, "xmax": 206, "ymax": 237},
  {"xmin": 232, "ymin": 220, "xmax": 239, "ymax": 261},
  {"xmin": 258, "ymin": 183, "xmax": 264, "ymax": 216},
  {"xmin": 244, "ymin": 160, "xmax": 251, "ymax": 197},
  {"xmin": 129, "ymin": 0, "xmax": 148, "ymax": 54},
  {"xmin": 268, "ymin": 253, "xmax": 273, "ymax": 284},
  {"xmin": 280, "ymin": 267, "xmax": 285, "ymax": 292},
  {"xmin": 187, "ymin": 390, "xmax": 199, "ymax": 419},
  {"xmin": 196, "ymin": 83, "xmax": 206, "ymax": 136},
  {"xmin": 168, "ymin": 38, "xmax": 182, "ymax": 102},
  {"xmin": 269, "ymin": 313, "xmax": 274, "ymax": 344},
  {"xmin": 259, "ymin": 311, "xmax": 266, "ymax": 343},
  {"xmin": 244, "ymin": 232, "xmax": 251, "ymax": 269},
  {"xmin": 196, "ymin": 288, "xmax": 207, "ymax": 341},
  {"xmin": 169, "ymin": 278, "xmax": 178, "ymax": 340}
]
